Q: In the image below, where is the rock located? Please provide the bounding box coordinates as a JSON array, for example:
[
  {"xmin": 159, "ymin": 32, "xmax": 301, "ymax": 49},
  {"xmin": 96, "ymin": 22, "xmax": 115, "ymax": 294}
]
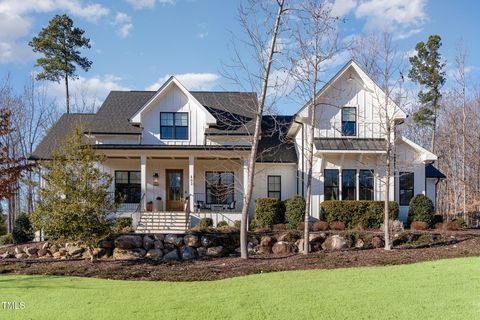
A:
[
  {"xmin": 52, "ymin": 251, "xmax": 62, "ymax": 258},
  {"xmin": 146, "ymin": 249, "xmax": 163, "ymax": 260},
  {"xmin": 321, "ymin": 235, "xmax": 350, "ymax": 251},
  {"xmin": 25, "ymin": 247, "xmax": 39, "ymax": 256},
  {"xmin": 50, "ymin": 245, "xmax": 59, "ymax": 253},
  {"xmin": 90, "ymin": 248, "xmax": 106, "ymax": 259},
  {"xmin": 68, "ymin": 246, "xmax": 84, "ymax": 256},
  {"xmin": 153, "ymin": 240, "xmax": 164, "ymax": 250},
  {"xmin": 196, "ymin": 247, "xmax": 206, "ymax": 257},
  {"xmin": 201, "ymin": 235, "xmax": 217, "ymax": 247},
  {"xmin": 355, "ymin": 238, "xmax": 365, "ymax": 249},
  {"xmin": 59, "ymin": 248, "xmax": 67, "ymax": 255},
  {"xmin": 295, "ymin": 239, "xmax": 311, "ymax": 253},
  {"xmin": 309, "ymin": 232, "xmax": 327, "ymax": 243},
  {"xmin": 99, "ymin": 240, "xmax": 114, "ymax": 249},
  {"xmin": 260, "ymin": 236, "xmax": 274, "ymax": 247},
  {"xmin": 272, "ymin": 241, "xmax": 293, "ymax": 255},
  {"xmin": 114, "ymin": 235, "xmax": 143, "ymax": 249},
  {"xmin": 184, "ymin": 234, "xmax": 200, "ymax": 247},
  {"xmin": 248, "ymin": 236, "xmax": 259, "ymax": 246},
  {"xmin": 181, "ymin": 246, "xmax": 197, "ymax": 260},
  {"xmin": 15, "ymin": 253, "xmax": 27, "ymax": 259},
  {"xmin": 372, "ymin": 236, "xmax": 384, "ymax": 248},
  {"xmin": 254, "ymin": 245, "xmax": 272, "ymax": 254},
  {"xmin": 278, "ymin": 231, "xmax": 301, "ymax": 243},
  {"xmin": 153, "ymin": 234, "xmax": 165, "ymax": 241},
  {"xmin": 143, "ymin": 236, "xmax": 155, "ymax": 251},
  {"xmin": 14, "ymin": 247, "xmax": 21, "ymax": 254},
  {"xmin": 112, "ymin": 248, "xmax": 146, "ymax": 260},
  {"xmin": 206, "ymin": 246, "xmax": 223, "ymax": 257},
  {"xmin": 164, "ymin": 234, "xmax": 184, "ymax": 247},
  {"xmin": 37, "ymin": 248, "xmax": 48, "ymax": 257},
  {"xmin": 311, "ymin": 242, "xmax": 323, "ymax": 252},
  {"xmin": 163, "ymin": 250, "xmax": 180, "ymax": 261},
  {"xmin": 1, "ymin": 251, "xmax": 12, "ymax": 259},
  {"xmin": 42, "ymin": 242, "xmax": 51, "ymax": 250}
]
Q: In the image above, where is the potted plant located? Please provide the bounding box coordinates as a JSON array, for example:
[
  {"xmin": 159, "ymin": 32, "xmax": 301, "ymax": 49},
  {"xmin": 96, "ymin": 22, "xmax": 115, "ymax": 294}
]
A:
[
  {"xmin": 154, "ymin": 197, "xmax": 163, "ymax": 212},
  {"xmin": 146, "ymin": 201, "xmax": 153, "ymax": 212}
]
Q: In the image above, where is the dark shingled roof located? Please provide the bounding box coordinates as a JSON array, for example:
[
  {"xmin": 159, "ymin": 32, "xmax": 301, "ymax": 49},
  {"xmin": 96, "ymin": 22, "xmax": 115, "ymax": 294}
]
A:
[
  {"xmin": 314, "ymin": 138, "xmax": 386, "ymax": 151},
  {"xmin": 30, "ymin": 113, "xmax": 95, "ymax": 160},
  {"xmin": 425, "ymin": 164, "xmax": 446, "ymax": 179},
  {"xmin": 257, "ymin": 116, "xmax": 297, "ymax": 163}
]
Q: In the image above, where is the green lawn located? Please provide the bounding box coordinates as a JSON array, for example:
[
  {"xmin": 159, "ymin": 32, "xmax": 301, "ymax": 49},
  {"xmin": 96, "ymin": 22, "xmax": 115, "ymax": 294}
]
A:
[{"xmin": 1, "ymin": 257, "xmax": 479, "ymax": 320}]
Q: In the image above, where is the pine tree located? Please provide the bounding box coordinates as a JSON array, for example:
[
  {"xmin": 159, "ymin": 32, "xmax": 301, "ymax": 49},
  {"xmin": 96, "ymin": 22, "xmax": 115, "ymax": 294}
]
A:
[
  {"xmin": 408, "ymin": 35, "xmax": 446, "ymax": 152},
  {"xmin": 31, "ymin": 125, "xmax": 117, "ymax": 260},
  {"xmin": 29, "ymin": 14, "xmax": 92, "ymax": 114}
]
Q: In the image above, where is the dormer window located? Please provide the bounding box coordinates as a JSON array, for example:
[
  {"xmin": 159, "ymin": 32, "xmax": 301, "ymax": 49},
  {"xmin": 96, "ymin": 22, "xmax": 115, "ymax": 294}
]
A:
[
  {"xmin": 341, "ymin": 107, "xmax": 356, "ymax": 136},
  {"xmin": 160, "ymin": 112, "xmax": 188, "ymax": 140}
]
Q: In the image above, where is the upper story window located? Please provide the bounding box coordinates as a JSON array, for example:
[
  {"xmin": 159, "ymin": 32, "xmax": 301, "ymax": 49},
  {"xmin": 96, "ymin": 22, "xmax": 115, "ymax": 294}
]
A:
[
  {"xmin": 341, "ymin": 107, "xmax": 356, "ymax": 136},
  {"xmin": 160, "ymin": 112, "xmax": 188, "ymax": 140}
]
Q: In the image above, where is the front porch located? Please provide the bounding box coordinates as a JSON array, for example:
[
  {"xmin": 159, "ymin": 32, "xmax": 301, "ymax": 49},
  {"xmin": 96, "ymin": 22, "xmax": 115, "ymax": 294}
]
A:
[{"xmin": 105, "ymin": 153, "xmax": 248, "ymax": 233}]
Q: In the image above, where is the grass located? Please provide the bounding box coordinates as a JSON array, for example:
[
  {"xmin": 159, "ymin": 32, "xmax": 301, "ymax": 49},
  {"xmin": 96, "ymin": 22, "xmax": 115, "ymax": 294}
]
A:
[{"xmin": 1, "ymin": 257, "xmax": 479, "ymax": 320}]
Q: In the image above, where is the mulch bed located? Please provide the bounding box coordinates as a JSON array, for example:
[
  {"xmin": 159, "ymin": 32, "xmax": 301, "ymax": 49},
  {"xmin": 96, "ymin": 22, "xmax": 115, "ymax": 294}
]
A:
[{"xmin": 1, "ymin": 230, "xmax": 480, "ymax": 282}]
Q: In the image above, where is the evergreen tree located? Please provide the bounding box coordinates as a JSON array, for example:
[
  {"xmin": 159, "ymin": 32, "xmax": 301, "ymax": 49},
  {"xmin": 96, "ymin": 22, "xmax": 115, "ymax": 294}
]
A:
[
  {"xmin": 408, "ymin": 35, "xmax": 446, "ymax": 152},
  {"xmin": 29, "ymin": 14, "xmax": 92, "ymax": 114},
  {"xmin": 31, "ymin": 125, "xmax": 117, "ymax": 260}
]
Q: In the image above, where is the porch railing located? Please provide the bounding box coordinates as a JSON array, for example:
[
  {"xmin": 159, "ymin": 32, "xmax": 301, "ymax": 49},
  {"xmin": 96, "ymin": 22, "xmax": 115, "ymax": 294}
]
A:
[
  {"xmin": 131, "ymin": 193, "xmax": 145, "ymax": 229},
  {"xmin": 191, "ymin": 192, "xmax": 243, "ymax": 226},
  {"xmin": 316, "ymin": 121, "xmax": 384, "ymax": 139}
]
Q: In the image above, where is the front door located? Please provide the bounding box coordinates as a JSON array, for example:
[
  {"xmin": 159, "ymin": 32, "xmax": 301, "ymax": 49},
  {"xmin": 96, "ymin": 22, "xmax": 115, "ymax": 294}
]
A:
[{"xmin": 166, "ymin": 169, "xmax": 184, "ymax": 211}]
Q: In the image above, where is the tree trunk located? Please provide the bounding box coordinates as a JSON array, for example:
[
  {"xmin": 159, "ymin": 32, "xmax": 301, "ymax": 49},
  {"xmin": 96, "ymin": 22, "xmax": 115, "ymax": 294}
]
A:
[
  {"xmin": 240, "ymin": 1, "xmax": 284, "ymax": 259},
  {"xmin": 65, "ymin": 73, "xmax": 70, "ymax": 114}
]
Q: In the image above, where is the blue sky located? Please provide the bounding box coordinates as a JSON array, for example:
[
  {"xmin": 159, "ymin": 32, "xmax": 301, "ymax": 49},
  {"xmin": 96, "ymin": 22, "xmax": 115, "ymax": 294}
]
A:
[{"xmin": 0, "ymin": 0, "xmax": 479, "ymax": 115}]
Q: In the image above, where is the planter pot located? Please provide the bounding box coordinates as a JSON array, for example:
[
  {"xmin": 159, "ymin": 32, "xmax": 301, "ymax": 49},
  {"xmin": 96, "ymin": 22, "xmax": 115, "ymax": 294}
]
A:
[
  {"xmin": 154, "ymin": 200, "xmax": 163, "ymax": 212},
  {"xmin": 146, "ymin": 202, "xmax": 153, "ymax": 212}
]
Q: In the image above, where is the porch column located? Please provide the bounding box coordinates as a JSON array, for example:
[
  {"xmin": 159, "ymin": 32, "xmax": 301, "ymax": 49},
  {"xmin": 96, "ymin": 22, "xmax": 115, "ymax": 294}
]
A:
[
  {"xmin": 338, "ymin": 170, "xmax": 343, "ymax": 200},
  {"xmin": 243, "ymin": 158, "xmax": 249, "ymax": 219},
  {"xmin": 356, "ymin": 170, "xmax": 360, "ymax": 200},
  {"xmin": 189, "ymin": 156, "xmax": 195, "ymax": 212},
  {"xmin": 141, "ymin": 155, "xmax": 147, "ymax": 210}
]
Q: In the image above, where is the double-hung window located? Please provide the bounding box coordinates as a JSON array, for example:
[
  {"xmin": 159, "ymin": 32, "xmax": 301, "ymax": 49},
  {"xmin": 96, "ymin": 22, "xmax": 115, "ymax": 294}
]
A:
[
  {"xmin": 342, "ymin": 169, "xmax": 356, "ymax": 200},
  {"xmin": 341, "ymin": 107, "xmax": 356, "ymax": 136},
  {"xmin": 267, "ymin": 176, "xmax": 281, "ymax": 200},
  {"xmin": 324, "ymin": 169, "xmax": 339, "ymax": 200},
  {"xmin": 160, "ymin": 112, "xmax": 188, "ymax": 140},
  {"xmin": 399, "ymin": 172, "xmax": 414, "ymax": 206},
  {"xmin": 359, "ymin": 170, "xmax": 374, "ymax": 200},
  {"xmin": 115, "ymin": 171, "xmax": 141, "ymax": 203}
]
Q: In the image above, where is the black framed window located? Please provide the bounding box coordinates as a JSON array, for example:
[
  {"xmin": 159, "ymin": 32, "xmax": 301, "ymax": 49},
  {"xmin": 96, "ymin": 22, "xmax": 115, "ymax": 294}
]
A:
[
  {"xmin": 115, "ymin": 171, "xmax": 141, "ymax": 203},
  {"xmin": 342, "ymin": 107, "xmax": 356, "ymax": 136},
  {"xmin": 359, "ymin": 170, "xmax": 374, "ymax": 200},
  {"xmin": 399, "ymin": 172, "xmax": 414, "ymax": 206},
  {"xmin": 205, "ymin": 172, "xmax": 234, "ymax": 204},
  {"xmin": 342, "ymin": 169, "xmax": 356, "ymax": 200},
  {"xmin": 160, "ymin": 112, "xmax": 188, "ymax": 140},
  {"xmin": 267, "ymin": 176, "xmax": 281, "ymax": 200},
  {"xmin": 324, "ymin": 169, "xmax": 339, "ymax": 200}
]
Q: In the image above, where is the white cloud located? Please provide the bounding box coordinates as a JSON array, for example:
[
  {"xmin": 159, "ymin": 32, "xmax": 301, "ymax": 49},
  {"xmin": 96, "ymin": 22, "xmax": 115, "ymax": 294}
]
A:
[
  {"xmin": 147, "ymin": 73, "xmax": 220, "ymax": 91},
  {"xmin": 330, "ymin": 0, "xmax": 357, "ymax": 17},
  {"xmin": 0, "ymin": 0, "xmax": 109, "ymax": 63},
  {"xmin": 197, "ymin": 32, "xmax": 208, "ymax": 39},
  {"xmin": 112, "ymin": 12, "xmax": 133, "ymax": 38},
  {"xmin": 125, "ymin": 0, "xmax": 175, "ymax": 9}
]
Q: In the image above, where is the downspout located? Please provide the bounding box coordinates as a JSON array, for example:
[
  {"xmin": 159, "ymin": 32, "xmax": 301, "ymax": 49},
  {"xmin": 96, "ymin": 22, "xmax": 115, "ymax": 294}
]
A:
[{"xmin": 294, "ymin": 119, "xmax": 305, "ymax": 197}]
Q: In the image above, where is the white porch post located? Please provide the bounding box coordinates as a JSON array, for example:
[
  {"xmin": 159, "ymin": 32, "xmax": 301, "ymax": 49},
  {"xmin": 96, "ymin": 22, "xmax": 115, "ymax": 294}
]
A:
[
  {"xmin": 189, "ymin": 156, "xmax": 195, "ymax": 212},
  {"xmin": 338, "ymin": 170, "xmax": 343, "ymax": 200},
  {"xmin": 356, "ymin": 170, "xmax": 360, "ymax": 200},
  {"xmin": 243, "ymin": 158, "xmax": 249, "ymax": 221},
  {"xmin": 141, "ymin": 155, "xmax": 147, "ymax": 210}
]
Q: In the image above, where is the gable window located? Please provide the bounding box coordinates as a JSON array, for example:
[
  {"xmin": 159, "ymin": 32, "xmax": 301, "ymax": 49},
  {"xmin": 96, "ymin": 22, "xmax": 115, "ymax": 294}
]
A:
[
  {"xmin": 160, "ymin": 112, "xmax": 188, "ymax": 140},
  {"xmin": 267, "ymin": 175, "xmax": 281, "ymax": 200},
  {"xmin": 115, "ymin": 171, "xmax": 141, "ymax": 203},
  {"xmin": 342, "ymin": 169, "xmax": 356, "ymax": 200},
  {"xmin": 324, "ymin": 169, "xmax": 339, "ymax": 200},
  {"xmin": 359, "ymin": 170, "xmax": 374, "ymax": 200},
  {"xmin": 205, "ymin": 172, "xmax": 234, "ymax": 204},
  {"xmin": 341, "ymin": 107, "xmax": 356, "ymax": 136},
  {"xmin": 399, "ymin": 172, "xmax": 414, "ymax": 206}
]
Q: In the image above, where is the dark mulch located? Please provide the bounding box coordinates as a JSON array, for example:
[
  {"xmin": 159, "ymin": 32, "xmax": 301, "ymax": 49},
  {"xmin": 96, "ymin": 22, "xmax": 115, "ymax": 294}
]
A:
[{"xmin": 1, "ymin": 230, "xmax": 480, "ymax": 282}]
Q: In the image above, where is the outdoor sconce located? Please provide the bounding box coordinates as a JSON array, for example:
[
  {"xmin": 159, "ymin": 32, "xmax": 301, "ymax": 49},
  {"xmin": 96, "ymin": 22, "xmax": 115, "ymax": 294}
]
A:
[{"xmin": 153, "ymin": 173, "xmax": 159, "ymax": 186}]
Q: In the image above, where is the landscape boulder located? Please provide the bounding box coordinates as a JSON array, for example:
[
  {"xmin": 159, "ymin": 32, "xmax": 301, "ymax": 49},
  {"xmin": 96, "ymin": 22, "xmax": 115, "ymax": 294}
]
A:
[
  {"xmin": 206, "ymin": 246, "xmax": 223, "ymax": 257},
  {"xmin": 321, "ymin": 235, "xmax": 350, "ymax": 251},
  {"xmin": 99, "ymin": 240, "xmax": 114, "ymax": 249},
  {"xmin": 153, "ymin": 240, "xmax": 164, "ymax": 250},
  {"xmin": 181, "ymin": 246, "xmax": 197, "ymax": 260},
  {"xmin": 68, "ymin": 246, "xmax": 84, "ymax": 257},
  {"xmin": 355, "ymin": 238, "xmax": 365, "ymax": 249},
  {"xmin": 15, "ymin": 253, "xmax": 27, "ymax": 259},
  {"xmin": 112, "ymin": 248, "xmax": 146, "ymax": 260},
  {"xmin": 295, "ymin": 239, "xmax": 311, "ymax": 253},
  {"xmin": 260, "ymin": 236, "xmax": 274, "ymax": 247},
  {"xmin": 371, "ymin": 236, "xmax": 384, "ymax": 248},
  {"xmin": 164, "ymin": 234, "xmax": 184, "ymax": 247},
  {"xmin": 201, "ymin": 235, "xmax": 217, "ymax": 247},
  {"xmin": 114, "ymin": 235, "xmax": 143, "ymax": 249},
  {"xmin": 184, "ymin": 234, "xmax": 200, "ymax": 247},
  {"xmin": 309, "ymin": 233, "xmax": 327, "ymax": 243},
  {"xmin": 146, "ymin": 249, "xmax": 163, "ymax": 260},
  {"xmin": 37, "ymin": 248, "xmax": 48, "ymax": 257},
  {"xmin": 163, "ymin": 250, "xmax": 180, "ymax": 261},
  {"xmin": 143, "ymin": 236, "xmax": 155, "ymax": 251},
  {"xmin": 24, "ymin": 247, "xmax": 39, "ymax": 257},
  {"xmin": 272, "ymin": 241, "xmax": 293, "ymax": 255}
]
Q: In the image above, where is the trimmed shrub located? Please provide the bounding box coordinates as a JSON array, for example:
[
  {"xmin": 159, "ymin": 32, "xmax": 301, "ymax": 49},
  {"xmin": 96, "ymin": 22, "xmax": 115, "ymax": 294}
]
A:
[
  {"xmin": 114, "ymin": 217, "xmax": 133, "ymax": 233},
  {"xmin": 454, "ymin": 217, "xmax": 465, "ymax": 227},
  {"xmin": 313, "ymin": 220, "xmax": 329, "ymax": 231},
  {"xmin": 0, "ymin": 233, "xmax": 13, "ymax": 245},
  {"xmin": 12, "ymin": 214, "xmax": 34, "ymax": 244},
  {"xmin": 255, "ymin": 198, "xmax": 282, "ymax": 229},
  {"xmin": 408, "ymin": 194, "xmax": 434, "ymax": 228},
  {"xmin": 296, "ymin": 221, "xmax": 312, "ymax": 231},
  {"xmin": 320, "ymin": 201, "xmax": 399, "ymax": 229},
  {"xmin": 284, "ymin": 195, "xmax": 305, "ymax": 229},
  {"xmin": 273, "ymin": 223, "xmax": 287, "ymax": 231},
  {"xmin": 199, "ymin": 218, "xmax": 213, "ymax": 229},
  {"xmin": 410, "ymin": 221, "xmax": 428, "ymax": 231},
  {"xmin": 217, "ymin": 221, "xmax": 229, "ymax": 228},
  {"xmin": 330, "ymin": 221, "xmax": 346, "ymax": 231},
  {"xmin": 233, "ymin": 220, "xmax": 241, "ymax": 229}
]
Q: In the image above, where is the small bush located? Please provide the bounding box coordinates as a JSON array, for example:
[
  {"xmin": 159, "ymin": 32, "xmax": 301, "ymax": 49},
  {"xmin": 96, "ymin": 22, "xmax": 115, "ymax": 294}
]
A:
[
  {"xmin": 408, "ymin": 194, "xmax": 434, "ymax": 228},
  {"xmin": 233, "ymin": 220, "xmax": 241, "ymax": 229},
  {"xmin": 410, "ymin": 221, "xmax": 428, "ymax": 231},
  {"xmin": 199, "ymin": 218, "xmax": 213, "ymax": 229},
  {"xmin": 255, "ymin": 198, "xmax": 282, "ymax": 229},
  {"xmin": 217, "ymin": 221, "xmax": 229, "ymax": 228},
  {"xmin": 0, "ymin": 214, "xmax": 7, "ymax": 236},
  {"xmin": 114, "ymin": 217, "xmax": 132, "ymax": 232},
  {"xmin": 312, "ymin": 221, "xmax": 329, "ymax": 231},
  {"xmin": 454, "ymin": 217, "xmax": 465, "ymax": 227},
  {"xmin": 321, "ymin": 201, "xmax": 399, "ymax": 229},
  {"xmin": 0, "ymin": 233, "xmax": 13, "ymax": 245},
  {"xmin": 284, "ymin": 195, "xmax": 305, "ymax": 229},
  {"xmin": 273, "ymin": 223, "xmax": 287, "ymax": 231},
  {"xmin": 330, "ymin": 221, "xmax": 346, "ymax": 231},
  {"xmin": 12, "ymin": 214, "xmax": 34, "ymax": 244},
  {"xmin": 296, "ymin": 221, "xmax": 312, "ymax": 231}
]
